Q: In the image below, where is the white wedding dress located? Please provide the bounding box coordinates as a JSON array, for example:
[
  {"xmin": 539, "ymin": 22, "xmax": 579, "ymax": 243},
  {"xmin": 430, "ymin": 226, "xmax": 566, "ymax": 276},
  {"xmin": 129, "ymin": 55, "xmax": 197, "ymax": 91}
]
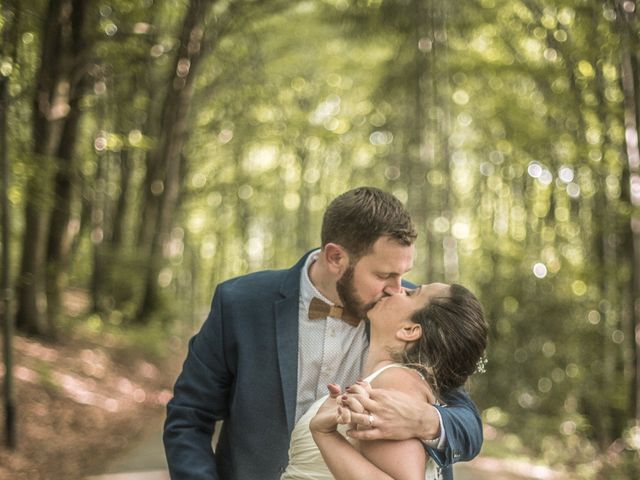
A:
[{"xmin": 281, "ymin": 364, "xmax": 440, "ymax": 480}]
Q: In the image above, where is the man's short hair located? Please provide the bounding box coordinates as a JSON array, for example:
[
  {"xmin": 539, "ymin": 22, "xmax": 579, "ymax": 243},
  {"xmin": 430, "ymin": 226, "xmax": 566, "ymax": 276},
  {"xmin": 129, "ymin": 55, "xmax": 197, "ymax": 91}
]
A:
[{"xmin": 321, "ymin": 187, "xmax": 417, "ymax": 260}]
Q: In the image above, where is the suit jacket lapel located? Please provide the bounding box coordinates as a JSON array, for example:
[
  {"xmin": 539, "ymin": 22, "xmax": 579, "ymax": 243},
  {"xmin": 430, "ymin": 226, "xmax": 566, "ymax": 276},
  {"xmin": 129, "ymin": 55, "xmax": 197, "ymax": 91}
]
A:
[
  {"xmin": 274, "ymin": 252, "xmax": 312, "ymax": 433},
  {"xmin": 275, "ymin": 294, "xmax": 299, "ymax": 433}
]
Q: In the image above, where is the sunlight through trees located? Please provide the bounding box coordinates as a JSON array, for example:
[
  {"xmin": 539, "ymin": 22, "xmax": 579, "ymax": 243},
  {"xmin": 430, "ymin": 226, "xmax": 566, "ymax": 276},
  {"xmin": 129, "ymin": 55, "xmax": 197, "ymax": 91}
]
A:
[{"xmin": 1, "ymin": 0, "xmax": 639, "ymax": 476}]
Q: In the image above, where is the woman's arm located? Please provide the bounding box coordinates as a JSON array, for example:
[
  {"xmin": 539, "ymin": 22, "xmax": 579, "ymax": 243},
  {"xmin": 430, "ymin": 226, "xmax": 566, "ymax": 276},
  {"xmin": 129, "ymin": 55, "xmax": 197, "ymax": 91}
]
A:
[
  {"xmin": 311, "ymin": 430, "xmax": 425, "ymax": 480},
  {"xmin": 345, "ymin": 383, "xmax": 482, "ymax": 467},
  {"xmin": 310, "ymin": 367, "xmax": 429, "ymax": 480}
]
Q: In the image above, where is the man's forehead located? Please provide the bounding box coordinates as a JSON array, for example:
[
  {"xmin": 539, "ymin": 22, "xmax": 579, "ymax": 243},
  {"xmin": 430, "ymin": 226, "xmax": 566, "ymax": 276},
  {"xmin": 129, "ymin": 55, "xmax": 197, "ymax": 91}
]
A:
[{"xmin": 358, "ymin": 241, "xmax": 414, "ymax": 271}]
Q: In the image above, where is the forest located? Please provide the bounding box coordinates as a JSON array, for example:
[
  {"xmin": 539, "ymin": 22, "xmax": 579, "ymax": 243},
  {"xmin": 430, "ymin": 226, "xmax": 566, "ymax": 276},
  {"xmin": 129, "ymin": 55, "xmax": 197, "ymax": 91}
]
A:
[{"xmin": 1, "ymin": 0, "xmax": 640, "ymax": 478}]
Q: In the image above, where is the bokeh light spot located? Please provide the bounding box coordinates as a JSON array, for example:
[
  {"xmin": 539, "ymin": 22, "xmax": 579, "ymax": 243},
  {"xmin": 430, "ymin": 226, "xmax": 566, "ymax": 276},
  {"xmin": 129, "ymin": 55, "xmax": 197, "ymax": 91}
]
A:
[{"xmin": 533, "ymin": 263, "xmax": 547, "ymax": 278}]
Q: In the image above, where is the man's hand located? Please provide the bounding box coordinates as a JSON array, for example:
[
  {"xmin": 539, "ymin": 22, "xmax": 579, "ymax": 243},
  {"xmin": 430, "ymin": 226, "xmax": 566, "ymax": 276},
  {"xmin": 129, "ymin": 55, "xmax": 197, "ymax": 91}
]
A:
[{"xmin": 343, "ymin": 381, "xmax": 441, "ymax": 441}]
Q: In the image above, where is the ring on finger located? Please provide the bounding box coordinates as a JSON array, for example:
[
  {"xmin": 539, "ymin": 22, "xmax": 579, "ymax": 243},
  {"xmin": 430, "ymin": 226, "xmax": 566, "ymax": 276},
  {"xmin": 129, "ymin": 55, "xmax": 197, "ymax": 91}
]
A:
[{"xmin": 368, "ymin": 414, "xmax": 375, "ymax": 427}]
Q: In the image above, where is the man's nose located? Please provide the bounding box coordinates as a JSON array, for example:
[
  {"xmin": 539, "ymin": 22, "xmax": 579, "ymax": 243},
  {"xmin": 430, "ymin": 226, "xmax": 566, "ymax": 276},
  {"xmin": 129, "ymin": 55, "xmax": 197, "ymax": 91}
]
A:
[{"xmin": 383, "ymin": 277, "xmax": 403, "ymax": 295}]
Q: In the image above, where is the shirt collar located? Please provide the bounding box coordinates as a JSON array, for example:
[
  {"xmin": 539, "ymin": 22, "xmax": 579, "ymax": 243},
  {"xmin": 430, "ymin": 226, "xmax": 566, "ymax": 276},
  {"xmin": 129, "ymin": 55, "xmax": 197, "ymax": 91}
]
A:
[{"xmin": 300, "ymin": 249, "xmax": 334, "ymax": 309}]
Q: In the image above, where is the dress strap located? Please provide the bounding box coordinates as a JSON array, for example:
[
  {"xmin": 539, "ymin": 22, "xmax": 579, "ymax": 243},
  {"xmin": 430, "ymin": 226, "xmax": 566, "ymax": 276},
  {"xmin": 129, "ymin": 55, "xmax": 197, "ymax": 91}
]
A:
[
  {"xmin": 363, "ymin": 363, "xmax": 408, "ymax": 383},
  {"xmin": 364, "ymin": 363, "xmax": 432, "ymax": 394}
]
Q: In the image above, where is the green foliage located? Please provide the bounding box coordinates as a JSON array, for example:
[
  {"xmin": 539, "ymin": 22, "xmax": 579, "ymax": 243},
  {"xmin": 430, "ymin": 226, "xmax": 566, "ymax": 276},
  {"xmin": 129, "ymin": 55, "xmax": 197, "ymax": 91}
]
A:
[
  {"xmin": 94, "ymin": 248, "xmax": 151, "ymax": 320},
  {"xmin": 2, "ymin": 0, "xmax": 640, "ymax": 476}
]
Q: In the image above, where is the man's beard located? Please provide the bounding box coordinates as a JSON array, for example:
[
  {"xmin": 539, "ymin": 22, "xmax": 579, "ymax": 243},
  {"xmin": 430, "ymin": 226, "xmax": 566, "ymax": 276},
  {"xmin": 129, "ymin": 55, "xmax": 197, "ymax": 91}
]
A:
[{"xmin": 336, "ymin": 263, "xmax": 377, "ymax": 320}]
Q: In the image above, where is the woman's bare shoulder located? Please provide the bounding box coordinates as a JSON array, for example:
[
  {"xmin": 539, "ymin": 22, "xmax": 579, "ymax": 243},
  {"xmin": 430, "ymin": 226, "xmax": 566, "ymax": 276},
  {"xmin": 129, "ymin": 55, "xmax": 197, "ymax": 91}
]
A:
[{"xmin": 370, "ymin": 365, "xmax": 432, "ymax": 398}]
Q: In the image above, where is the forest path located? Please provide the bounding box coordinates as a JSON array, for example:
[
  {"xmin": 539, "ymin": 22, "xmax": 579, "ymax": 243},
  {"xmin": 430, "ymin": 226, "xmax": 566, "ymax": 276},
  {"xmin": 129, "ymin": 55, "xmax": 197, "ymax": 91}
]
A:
[
  {"xmin": 85, "ymin": 413, "xmax": 561, "ymax": 480},
  {"xmin": 85, "ymin": 417, "xmax": 168, "ymax": 480}
]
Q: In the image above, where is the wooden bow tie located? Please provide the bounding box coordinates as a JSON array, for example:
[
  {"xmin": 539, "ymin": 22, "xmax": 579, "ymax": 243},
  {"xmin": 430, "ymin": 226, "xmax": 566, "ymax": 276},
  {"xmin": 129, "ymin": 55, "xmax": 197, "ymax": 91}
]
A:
[{"xmin": 308, "ymin": 297, "xmax": 361, "ymax": 327}]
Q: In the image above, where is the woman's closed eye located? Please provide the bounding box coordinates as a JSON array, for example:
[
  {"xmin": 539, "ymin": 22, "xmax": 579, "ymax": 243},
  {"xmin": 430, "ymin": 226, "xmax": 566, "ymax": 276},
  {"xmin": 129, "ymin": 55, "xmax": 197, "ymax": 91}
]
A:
[{"xmin": 406, "ymin": 286, "xmax": 422, "ymax": 297}]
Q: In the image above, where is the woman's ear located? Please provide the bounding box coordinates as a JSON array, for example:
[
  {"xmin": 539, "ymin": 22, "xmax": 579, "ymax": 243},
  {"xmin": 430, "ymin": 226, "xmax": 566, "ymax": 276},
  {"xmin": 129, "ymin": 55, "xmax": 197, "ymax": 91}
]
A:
[
  {"xmin": 323, "ymin": 243, "xmax": 349, "ymax": 274},
  {"xmin": 396, "ymin": 323, "xmax": 422, "ymax": 343}
]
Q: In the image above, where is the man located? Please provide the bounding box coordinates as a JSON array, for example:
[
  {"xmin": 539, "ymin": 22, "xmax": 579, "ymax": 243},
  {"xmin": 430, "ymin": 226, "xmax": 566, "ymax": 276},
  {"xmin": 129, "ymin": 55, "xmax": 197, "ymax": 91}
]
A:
[{"xmin": 164, "ymin": 187, "xmax": 482, "ymax": 479}]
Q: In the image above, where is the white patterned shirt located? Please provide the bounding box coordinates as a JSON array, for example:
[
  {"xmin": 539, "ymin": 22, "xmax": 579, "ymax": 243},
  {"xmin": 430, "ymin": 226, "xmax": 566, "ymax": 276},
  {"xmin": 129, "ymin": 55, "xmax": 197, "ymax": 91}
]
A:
[
  {"xmin": 294, "ymin": 251, "xmax": 446, "ymax": 451},
  {"xmin": 295, "ymin": 250, "xmax": 369, "ymax": 421}
]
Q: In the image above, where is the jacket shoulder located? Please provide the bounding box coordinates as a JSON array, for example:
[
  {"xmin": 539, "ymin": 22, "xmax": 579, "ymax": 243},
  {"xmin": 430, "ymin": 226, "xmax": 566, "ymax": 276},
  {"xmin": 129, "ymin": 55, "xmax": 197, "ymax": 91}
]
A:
[
  {"xmin": 214, "ymin": 252, "xmax": 312, "ymax": 304},
  {"xmin": 217, "ymin": 268, "xmax": 292, "ymax": 301}
]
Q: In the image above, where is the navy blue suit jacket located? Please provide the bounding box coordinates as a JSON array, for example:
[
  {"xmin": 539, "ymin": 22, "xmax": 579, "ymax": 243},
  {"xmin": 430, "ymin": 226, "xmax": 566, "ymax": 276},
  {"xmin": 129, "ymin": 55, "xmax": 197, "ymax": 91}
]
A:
[{"xmin": 163, "ymin": 252, "xmax": 482, "ymax": 479}]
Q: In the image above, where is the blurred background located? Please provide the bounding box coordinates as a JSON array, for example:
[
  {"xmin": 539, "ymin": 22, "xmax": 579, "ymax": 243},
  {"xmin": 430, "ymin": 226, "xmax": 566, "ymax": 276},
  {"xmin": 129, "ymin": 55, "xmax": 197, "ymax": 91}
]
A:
[{"xmin": 1, "ymin": 0, "xmax": 640, "ymax": 478}]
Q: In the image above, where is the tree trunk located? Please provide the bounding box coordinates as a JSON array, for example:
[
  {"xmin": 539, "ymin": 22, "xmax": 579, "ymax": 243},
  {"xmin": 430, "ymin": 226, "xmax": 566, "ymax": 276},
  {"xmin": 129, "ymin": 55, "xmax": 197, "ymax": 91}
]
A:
[
  {"xmin": 45, "ymin": 87, "xmax": 84, "ymax": 333},
  {"xmin": 296, "ymin": 147, "xmax": 312, "ymax": 253},
  {"xmin": 1, "ymin": 0, "xmax": 19, "ymax": 449},
  {"xmin": 90, "ymin": 148, "xmax": 109, "ymax": 314},
  {"xmin": 138, "ymin": 0, "xmax": 214, "ymax": 321},
  {"xmin": 427, "ymin": 0, "xmax": 450, "ymax": 282},
  {"xmin": 110, "ymin": 149, "xmax": 133, "ymax": 247},
  {"xmin": 15, "ymin": 0, "xmax": 90, "ymax": 337},
  {"xmin": 404, "ymin": 0, "xmax": 430, "ymax": 280},
  {"xmin": 617, "ymin": 0, "xmax": 640, "ymax": 425},
  {"xmin": 15, "ymin": 0, "xmax": 68, "ymax": 336},
  {"xmin": 44, "ymin": 0, "xmax": 90, "ymax": 335}
]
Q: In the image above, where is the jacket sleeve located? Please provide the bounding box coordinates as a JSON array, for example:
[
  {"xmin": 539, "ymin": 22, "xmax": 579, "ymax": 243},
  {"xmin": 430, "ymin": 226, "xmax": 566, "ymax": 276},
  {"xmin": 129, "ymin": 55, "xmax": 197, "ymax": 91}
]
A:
[
  {"xmin": 163, "ymin": 285, "xmax": 232, "ymax": 479},
  {"xmin": 426, "ymin": 388, "xmax": 483, "ymax": 468}
]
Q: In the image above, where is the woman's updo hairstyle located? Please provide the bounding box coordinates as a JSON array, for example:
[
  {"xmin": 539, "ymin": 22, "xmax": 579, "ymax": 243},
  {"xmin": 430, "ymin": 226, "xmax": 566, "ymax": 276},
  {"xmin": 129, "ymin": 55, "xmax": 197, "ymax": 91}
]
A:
[{"xmin": 399, "ymin": 284, "xmax": 488, "ymax": 399}]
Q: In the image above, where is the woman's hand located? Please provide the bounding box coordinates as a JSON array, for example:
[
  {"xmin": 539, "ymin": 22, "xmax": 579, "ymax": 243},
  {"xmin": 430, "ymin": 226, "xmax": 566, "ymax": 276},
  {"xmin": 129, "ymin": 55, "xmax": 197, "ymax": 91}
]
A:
[
  {"xmin": 309, "ymin": 384, "xmax": 343, "ymax": 434},
  {"xmin": 338, "ymin": 380, "xmax": 372, "ymax": 428}
]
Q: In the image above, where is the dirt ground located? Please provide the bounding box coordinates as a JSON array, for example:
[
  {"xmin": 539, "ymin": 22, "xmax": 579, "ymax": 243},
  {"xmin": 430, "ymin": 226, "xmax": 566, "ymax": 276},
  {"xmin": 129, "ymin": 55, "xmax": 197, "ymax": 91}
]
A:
[{"xmin": 0, "ymin": 331, "xmax": 178, "ymax": 480}]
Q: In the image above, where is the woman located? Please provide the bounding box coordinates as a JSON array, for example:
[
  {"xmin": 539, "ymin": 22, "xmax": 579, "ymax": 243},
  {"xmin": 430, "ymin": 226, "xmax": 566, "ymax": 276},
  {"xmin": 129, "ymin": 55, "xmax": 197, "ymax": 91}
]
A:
[{"xmin": 281, "ymin": 283, "xmax": 488, "ymax": 480}]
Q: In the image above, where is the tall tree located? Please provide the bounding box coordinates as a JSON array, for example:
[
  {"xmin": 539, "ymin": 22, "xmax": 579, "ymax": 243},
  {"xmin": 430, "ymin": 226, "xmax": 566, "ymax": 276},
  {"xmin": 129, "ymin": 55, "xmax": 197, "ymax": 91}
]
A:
[
  {"xmin": 137, "ymin": 0, "xmax": 217, "ymax": 319},
  {"xmin": 44, "ymin": 0, "xmax": 93, "ymax": 334},
  {"xmin": 1, "ymin": 0, "xmax": 19, "ymax": 449},
  {"xmin": 615, "ymin": 0, "xmax": 640, "ymax": 424},
  {"xmin": 15, "ymin": 0, "xmax": 93, "ymax": 337}
]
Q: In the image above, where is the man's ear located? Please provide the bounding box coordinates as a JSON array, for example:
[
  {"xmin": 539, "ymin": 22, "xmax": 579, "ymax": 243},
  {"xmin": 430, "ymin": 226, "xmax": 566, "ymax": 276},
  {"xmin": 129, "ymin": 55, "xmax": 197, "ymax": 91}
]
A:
[
  {"xmin": 396, "ymin": 323, "xmax": 422, "ymax": 343},
  {"xmin": 323, "ymin": 243, "xmax": 349, "ymax": 274}
]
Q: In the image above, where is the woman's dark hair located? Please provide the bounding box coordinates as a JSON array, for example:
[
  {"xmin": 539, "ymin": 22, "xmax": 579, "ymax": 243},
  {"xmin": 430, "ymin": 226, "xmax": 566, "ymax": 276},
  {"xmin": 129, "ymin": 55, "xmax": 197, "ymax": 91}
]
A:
[
  {"xmin": 321, "ymin": 187, "xmax": 417, "ymax": 260},
  {"xmin": 398, "ymin": 284, "xmax": 488, "ymax": 400}
]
